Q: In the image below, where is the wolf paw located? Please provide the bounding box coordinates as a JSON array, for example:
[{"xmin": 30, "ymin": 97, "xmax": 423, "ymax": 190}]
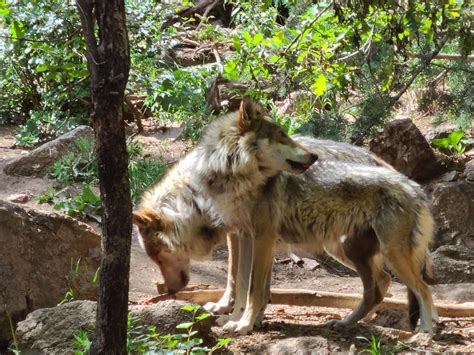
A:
[
  {"xmin": 223, "ymin": 320, "xmax": 253, "ymax": 335},
  {"xmin": 326, "ymin": 319, "xmax": 354, "ymax": 330},
  {"xmin": 203, "ymin": 301, "xmax": 233, "ymax": 315}
]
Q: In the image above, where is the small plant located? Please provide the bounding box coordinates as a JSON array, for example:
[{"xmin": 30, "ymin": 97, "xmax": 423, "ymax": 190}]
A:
[
  {"xmin": 73, "ymin": 305, "xmax": 231, "ymax": 354},
  {"xmin": 73, "ymin": 329, "xmax": 92, "ymax": 355},
  {"xmin": 59, "ymin": 258, "xmax": 100, "ymax": 305},
  {"xmin": 356, "ymin": 335, "xmax": 383, "ymax": 355},
  {"xmin": 431, "ymin": 130, "xmax": 473, "ymax": 154},
  {"xmin": 51, "ymin": 138, "xmax": 98, "ymax": 185},
  {"xmin": 53, "ymin": 183, "xmax": 102, "ymax": 220}
]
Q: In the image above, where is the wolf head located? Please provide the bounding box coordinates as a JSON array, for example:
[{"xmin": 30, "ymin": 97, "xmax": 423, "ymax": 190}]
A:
[
  {"xmin": 132, "ymin": 208, "xmax": 191, "ymax": 293},
  {"xmin": 237, "ymin": 97, "xmax": 318, "ymax": 175}
]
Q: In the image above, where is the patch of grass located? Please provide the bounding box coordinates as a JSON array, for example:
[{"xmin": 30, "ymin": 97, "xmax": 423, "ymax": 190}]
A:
[{"xmin": 356, "ymin": 335, "xmax": 383, "ymax": 355}]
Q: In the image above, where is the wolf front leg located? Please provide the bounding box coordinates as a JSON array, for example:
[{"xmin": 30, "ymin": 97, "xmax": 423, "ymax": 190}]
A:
[
  {"xmin": 223, "ymin": 230, "xmax": 275, "ymax": 335},
  {"xmin": 217, "ymin": 232, "xmax": 252, "ymax": 326},
  {"xmin": 204, "ymin": 232, "xmax": 239, "ymax": 314}
]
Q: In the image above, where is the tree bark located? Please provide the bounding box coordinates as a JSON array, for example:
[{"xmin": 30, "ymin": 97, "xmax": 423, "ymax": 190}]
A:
[{"xmin": 76, "ymin": 1, "xmax": 131, "ymax": 354}]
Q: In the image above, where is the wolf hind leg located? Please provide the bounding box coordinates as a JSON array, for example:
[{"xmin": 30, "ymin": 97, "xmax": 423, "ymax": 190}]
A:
[
  {"xmin": 381, "ymin": 244, "xmax": 434, "ymax": 334},
  {"xmin": 325, "ymin": 227, "xmax": 390, "ymax": 328}
]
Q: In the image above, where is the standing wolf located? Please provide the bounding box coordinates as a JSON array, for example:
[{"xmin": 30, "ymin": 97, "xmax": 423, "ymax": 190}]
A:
[{"xmin": 133, "ymin": 98, "xmax": 437, "ymax": 335}]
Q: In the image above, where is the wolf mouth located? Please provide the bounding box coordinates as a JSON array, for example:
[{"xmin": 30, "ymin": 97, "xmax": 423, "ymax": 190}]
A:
[{"xmin": 286, "ymin": 159, "xmax": 312, "ymax": 171}]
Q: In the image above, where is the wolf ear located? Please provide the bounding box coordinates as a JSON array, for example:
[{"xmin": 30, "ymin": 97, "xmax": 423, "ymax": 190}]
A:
[
  {"xmin": 132, "ymin": 208, "xmax": 163, "ymax": 231},
  {"xmin": 238, "ymin": 97, "xmax": 260, "ymax": 134}
]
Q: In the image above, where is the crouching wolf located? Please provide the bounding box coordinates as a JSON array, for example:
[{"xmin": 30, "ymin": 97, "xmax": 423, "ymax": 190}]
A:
[{"xmin": 133, "ymin": 98, "xmax": 437, "ymax": 335}]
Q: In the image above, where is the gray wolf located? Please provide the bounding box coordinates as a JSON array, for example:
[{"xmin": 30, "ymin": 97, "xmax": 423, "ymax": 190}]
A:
[{"xmin": 133, "ymin": 98, "xmax": 437, "ymax": 335}]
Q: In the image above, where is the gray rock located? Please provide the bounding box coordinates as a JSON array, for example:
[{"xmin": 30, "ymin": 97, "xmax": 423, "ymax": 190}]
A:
[
  {"xmin": 16, "ymin": 300, "xmax": 97, "ymax": 354},
  {"xmin": 7, "ymin": 193, "xmax": 30, "ymax": 203},
  {"xmin": 431, "ymin": 181, "xmax": 474, "ymax": 249},
  {"xmin": 4, "ymin": 125, "xmax": 93, "ymax": 177},
  {"xmin": 15, "ymin": 300, "xmax": 214, "ymax": 354},
  {"xmin": 432, "ymin": 245, "xmax": 473, "ymax": 283},
  {"xmin": 0, "ymin": 200, "xmax": 101, "ymax": 349},
  {"xmin": 266, "ymin": 336, "xmax": 330, "ymax": 354},
  {"xmin": 369, "ymin": 119, "xmax": 444, "ymax": 182},
  {"xmin": 465, "ymin": 160, "xmax": 474, "ymax": 181},
  {"xmin": 130, "ymin": 300, "xmax": 214, "ymax": 336}
]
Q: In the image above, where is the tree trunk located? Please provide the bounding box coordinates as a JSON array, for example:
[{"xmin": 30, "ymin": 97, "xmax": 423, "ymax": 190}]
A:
[{"xmin": 76, "ymin": 1, "xmax": 131, "ymax": 354}]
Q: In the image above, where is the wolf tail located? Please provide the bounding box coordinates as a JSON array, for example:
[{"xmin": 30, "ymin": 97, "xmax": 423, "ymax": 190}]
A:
[{"xmin": 407, "ymin": 200, "xmax": 436, "ymax": 330}]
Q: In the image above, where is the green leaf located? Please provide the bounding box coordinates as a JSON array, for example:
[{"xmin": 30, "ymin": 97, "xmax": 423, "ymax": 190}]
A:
[
  {"xmin": 242, "ymin": 31, "xmax": 252, "ymax": 46},
  {"xmin": 311, "ymin": 74, "xmax": 328, "ymax": 96},
  {"xmin": 180, "ymin": 305, "xmax": 197, "ymax": 312},
  {"xmin": 176, "ymin": 322, "xmax": 193, "ymax": 329},
  {"xmin": 252, "ymin": 33, "xmax": 264, "ymax": 46},
  {"xmin": 10, "ymin": 20, "xmax": 25, "ymax": 40},
  {"xmin": 431, "ymin": 137, "xmax": 450, "ymax": 150},
  {"xmin": 232, "ymin": 36, "xmax": 241, "ymax": 52},
  {"xmin": 195, "ymin": 313, "xmax": 211, "ymax": 321},
  {"xmin": 447, "ymin": 130, "xmax": 464, "ymax": 145}
]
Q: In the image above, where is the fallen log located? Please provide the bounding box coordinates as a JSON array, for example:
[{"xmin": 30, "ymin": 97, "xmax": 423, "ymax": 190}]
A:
[{"xmin": 149, "ymin": 288, "xmax": 474, "ymax": 318}]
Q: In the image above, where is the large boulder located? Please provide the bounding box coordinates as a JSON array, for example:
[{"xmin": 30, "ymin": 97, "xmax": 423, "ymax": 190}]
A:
[
  {"xmin": 432, "ymin": 245, "xmax": 473, "ymax": 283},
  {"xmin": 431, "ymin": 181, "xmax": 474, "ymax": 249},
  {"xmin": 15, "ymin": 300, "xmax": 214, "ymax": 354},
  {"xmin": 369, "ymin": 119, "xmax": 443, "ymax": 182},
  {"xmin": 4, "ymin": 125, "xmax": 93, "ymax": 177},
  {"xmin": 0, "ymin": 200, "xmax": 101, "ymax": 349}
]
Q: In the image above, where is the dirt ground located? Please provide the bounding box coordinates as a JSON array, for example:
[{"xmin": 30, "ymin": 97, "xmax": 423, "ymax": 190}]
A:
[{"xmin": 1, "ymin": 124, "xmax": 473, "ymax": 353}]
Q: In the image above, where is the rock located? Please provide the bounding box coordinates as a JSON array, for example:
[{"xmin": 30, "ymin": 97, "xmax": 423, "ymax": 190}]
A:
[
  {"xmin": 15, "ymin": 300, "xmax": 97, "ymax": 354},
  {"xmin": 465, "ymin": 160, "xmax": 474, "ymax": 181},
  {"xmin": 406, "ymin": 333, "xmax": 433, "ymax": 347},
  {"xmin": 3, "ymin": 125, "xmax": 93, "ymax": 177},
  {"xmin": 369, "ymin": 119, "xmax": 444, "ymax": 182},
  {"xmin": 439, "ymin": 171, "xmax": 459, "ymax": 182},
  {"xmin": 15, "ymin": 300, "xmax": 214, "ymax": 354},
  {"xmin": 266, "ymin": 336, "xmax": 330, "ymax": 354},
  {"xmin": 7, "ymin": 193, "xmax": 30, "ymax": 203},
  {"xmin": 432, "ymin": 245, "xmax": 473, "ymax": 283},
  {"xmin": 302, "ymin": 258, "xmax": 320, "ymax": 271},
  {"xmin": 129, "ymin": 300, "xmax": 214, "ymax": 337},
  {"xmin": 372, "ymin": 309, "xmax": 411, "ymax": 331},
  {"xmin": 431, "ymin": 181, "xmax": 474, "ymax": 249},
  {"xmin": 0, "ymin": 200, "xmax": 101, "ymax": 349}
]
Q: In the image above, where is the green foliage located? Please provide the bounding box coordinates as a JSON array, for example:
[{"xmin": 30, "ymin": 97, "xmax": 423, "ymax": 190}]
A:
[
  {"xmin": 52, "ymin": 138, "xmax": 98, "ymax": 185},
  {"xmin": 0, "ymin": 1, "xmax": 89, "ymax": 144},
  {"xmin": 357, "ymin": 335, "xmax": 383, "ymax": 355},
  {"xmin": 53, "ymin": 183, "xmax": 102, "ymax": 220},
  {"xmin": 73, "ymin": 305, "xmax": 231, "ymax": 354},
  {"xmin": 431, "ymin": 130, "xmax": 472, "ymax": 154},
  {"xmin": 129, "ymin": 157, "xmax": 168, "ymax": 202},
  {"xmin": 39, "ymin": 139, "xmax": 168, "ymax": 219}
]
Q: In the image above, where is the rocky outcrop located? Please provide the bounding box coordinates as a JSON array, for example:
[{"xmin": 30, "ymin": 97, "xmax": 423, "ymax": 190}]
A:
[
  {"xmin": 0, "ymin": 200, "xmax": 101, "ymax": 349},
  {"xmin": 369, "ymin": 119, "xmax": 444, "ymax": 182},
  {"xmin": 15, "ymin": 300, "xmax": 214, "ymax": 354},
  {"xmin": 431, "ymin": 181, "xmax": 474, "ymax": 249},
  {"xmin": 432, "ymin": 245, "xmax": 473, "ymax": 284},
  {"xmin": 3, "ymin": 125, "xmax": 93, "ymax": 177}
]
